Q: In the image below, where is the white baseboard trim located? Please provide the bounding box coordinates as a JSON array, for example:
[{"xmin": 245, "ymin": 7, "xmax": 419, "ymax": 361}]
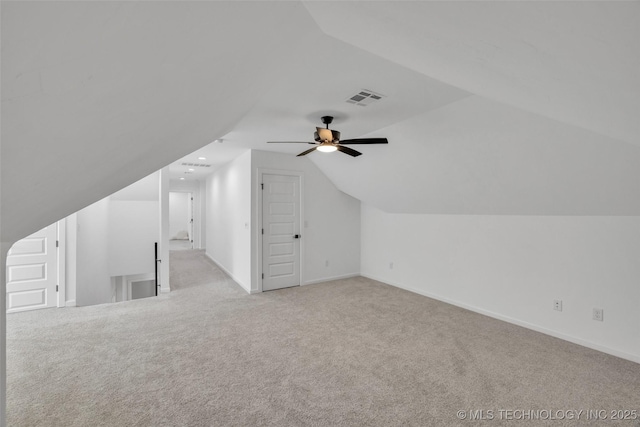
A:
[
  {"xmin": 65, "ymin": 300, "xmax": 76, "ymax": 307},
  {"xmin": 204, "ymin": 252, "xmax": 251, "ymax": 294},
  {"xmin": 361, "ymin": 273, "xmax": 640, "ymax": 365},
  {"xmin": 303, "ymin": 273, "xmax": 360, "ymax": 286},
  {"xmin": 160, "ymin": 287, "xmax": 170, "ymax": 294}
]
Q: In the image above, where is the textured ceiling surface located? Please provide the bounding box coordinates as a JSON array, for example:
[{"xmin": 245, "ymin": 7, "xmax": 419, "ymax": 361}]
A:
[{"xmin": 3, "ymin": 1, "xmax": 640, "ymax": 241}]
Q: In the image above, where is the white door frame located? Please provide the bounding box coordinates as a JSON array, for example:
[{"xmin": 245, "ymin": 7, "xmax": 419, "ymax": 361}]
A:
[
  {"xmin": 256, "ymin": 168, "xmax": 304, "ymax": 293},
  {"xmin": 56, "ymin": 219, "xmax": 66, "ymax": 307}
]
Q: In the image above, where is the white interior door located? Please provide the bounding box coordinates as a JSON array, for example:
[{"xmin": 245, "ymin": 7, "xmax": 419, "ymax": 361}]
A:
[
  {"xmin": 6, "ymin": 224, "xmax": 58, "ymax": 313},
  {"xmin": 262, "ymin": 174, "xmax": 301, "ymax": 291}
]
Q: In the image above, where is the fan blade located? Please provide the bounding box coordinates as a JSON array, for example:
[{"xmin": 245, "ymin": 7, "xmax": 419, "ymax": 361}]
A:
[
  {"xmin": 339, "ymin": 138, "xmax": 389, "ymax": 145},
  {"xmin": 267, "ymin": 141, "xmax": 315, "ymax": 144},
  {"xmin": 297, "ymin": 147, "xmax": 318, "ymax": 157},
  {"xmin": 337, "ymin": 145, "xmax": 362, "ymax": 157}
]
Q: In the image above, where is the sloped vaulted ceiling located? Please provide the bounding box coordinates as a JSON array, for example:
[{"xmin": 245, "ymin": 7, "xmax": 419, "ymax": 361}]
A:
[
  {"xmin": 180, "ymin": 1, "xmax": 640, "ymax": 217},
  {"xmin": 3, "ymin": 1, "xmax": 640, "ymax": 242},
  {"xmin": 302, "ymin": 1, "xmax": 640, "ymax": 216},
  {"xmin": 1, "ymin": 1, "xmax": 319, "ymax": 242},
  {"xmin": 305, "ymin": 1, "xmax": 640, "ymax": 146}
]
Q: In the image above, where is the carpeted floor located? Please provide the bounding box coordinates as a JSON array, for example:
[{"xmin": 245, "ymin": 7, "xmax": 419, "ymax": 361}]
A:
[
  {"xmin": 7, "ymin": 250, "xmax": 640, "ymax": 426},
  {"xmin": 169, "ymin": 240, "xmax": 193, "ymax": 251}
]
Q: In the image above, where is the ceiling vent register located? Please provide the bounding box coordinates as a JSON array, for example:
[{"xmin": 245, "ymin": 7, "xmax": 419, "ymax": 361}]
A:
[
  {"xmin": 181, "ymin": 163, "xmax": 211, "ymax": 168},
  {"xmin": 346, "ymin": 89, "xmax": 385, "ymax": 106}
]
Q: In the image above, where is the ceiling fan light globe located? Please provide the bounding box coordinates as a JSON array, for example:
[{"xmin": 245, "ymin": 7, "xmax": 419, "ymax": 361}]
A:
[{"xmin": 317, "ymin": 144, "xmax": 338, "ymax": 153}]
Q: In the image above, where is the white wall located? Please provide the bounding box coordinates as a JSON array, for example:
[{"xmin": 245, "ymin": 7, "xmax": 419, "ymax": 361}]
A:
[
  {"xmin": 76, "ymin": 198, "xmax": 112, "ymax": 306},
  {"xmin": 205, "ymin": 150, "xmax": 252, "ymax": 291},
  {"xmin": 108, "ymin": 171, "xmax": 160, "ymax": 279},
  {"xmin": 73, "ymin": 172, "xmax": 161, "ymax": 305},
  {"xmin": 251, "ymin": 150, "xmax": 361, "ymax": 292},
  {"xmin": 169, "ymin": 192, "xmax": 191, "ymax": 241},
  {"xmin": 159, "ymin": 168, "xmax": 170, "ymax": 293},
  {"xmin": 360, "ymin": 204, "xmax": 640, "ymax": 362},
  {"xmin": 108, "ymin": 201, "xmax": 159, "ymax": 277},
  {"xmin": 109, "ymin": 172, "xmax": 160, "ymax": 202},
  {"xmin": 205, "ymin": 150, "xmax": 360, "ymax": 293},
  {"xmin": 65, "ymin": 214, "xmax": 78, "ymax": 306},
  {"xmin": 0, "ymin": 243, "xmax": 8, "ymax": 426}
]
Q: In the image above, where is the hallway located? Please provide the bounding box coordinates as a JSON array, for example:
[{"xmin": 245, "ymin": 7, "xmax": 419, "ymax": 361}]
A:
[{"xmin": 169, "ymin": 249, "xmax": 225, "ymax": 291}]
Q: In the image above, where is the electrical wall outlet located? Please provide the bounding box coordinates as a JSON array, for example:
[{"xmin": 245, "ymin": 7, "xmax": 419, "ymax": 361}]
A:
[
  {"xmin": 593, "ymin": 308, "xmax": 604, "ymax": 322},
  {"xmin": 553, "ymin": 300, "xmax": 563, "ymax": 312},
  {"xmin": 389, "ymin": 262, "xmax": 394, "ymax": 270}
]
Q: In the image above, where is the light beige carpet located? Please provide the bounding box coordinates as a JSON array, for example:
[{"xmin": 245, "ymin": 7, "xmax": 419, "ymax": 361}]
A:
[{"xmin": 7, "ymin": 250, "xmax": 640, "ymax": 426}]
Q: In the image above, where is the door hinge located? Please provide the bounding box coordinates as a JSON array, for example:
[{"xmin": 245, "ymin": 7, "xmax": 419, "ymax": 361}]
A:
[
  {"xmin": 262, "ymin": 228, "xmax": 264, "ymax": 235},
  {"xmin": 262, "ymin": 273, "xmax": 264, "ymax": 279},
  {"xmin": 56, "ymin": 285, "xmax": 59, "ymax": 292},
  {"xmin": 261, "ymin": 183, "xmax": 264, "ymax": 190},
  {"xmin": 56, "ymin": 240, "xmax": 59, "ymax": 248}
]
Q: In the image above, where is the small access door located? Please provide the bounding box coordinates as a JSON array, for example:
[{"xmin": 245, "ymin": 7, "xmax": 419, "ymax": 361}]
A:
[
  {"xmin": 262, "ymin": 174, "xmax": 301, "ymax": 291},
  {"xmin": 6, "ymin": 224, "xmax": 59, "ymax": 313}
]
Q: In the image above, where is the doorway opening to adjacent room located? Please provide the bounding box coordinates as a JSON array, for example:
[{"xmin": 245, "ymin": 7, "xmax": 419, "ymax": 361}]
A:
[{"xmin": 169, "ymin": 192, "xmax": 194, "ymax": 251}]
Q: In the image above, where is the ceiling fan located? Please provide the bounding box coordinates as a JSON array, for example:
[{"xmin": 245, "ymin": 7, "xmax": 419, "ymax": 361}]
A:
[{"xmin": 267, "ymin": 116, "xmax": 388, "ymax": 157}]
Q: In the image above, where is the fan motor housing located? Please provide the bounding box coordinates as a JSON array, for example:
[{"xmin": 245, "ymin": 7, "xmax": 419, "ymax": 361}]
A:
[{"xmin": 314, "ymin": 130, "xmax": 340, "ymax": 143}]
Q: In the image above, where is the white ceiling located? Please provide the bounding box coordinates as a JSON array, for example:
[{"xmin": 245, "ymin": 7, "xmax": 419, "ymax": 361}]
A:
[
  {"xmin": 305, "ymin": 1, "xmax": 640, "ymax": 146},
  {"xmin": 1, "ymin": 1, "xmax": 317, "ymax": 241},
  {"xmin": 168, "ymin": 26, "xmax": 471, "ymax": 181},
  {"xmin": 3, "ymin": 1, "xmax": 640, "ymax": 241}
]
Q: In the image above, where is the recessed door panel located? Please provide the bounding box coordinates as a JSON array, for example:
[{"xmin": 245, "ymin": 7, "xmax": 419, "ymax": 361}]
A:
[
  {"xmin": 269, "ymin": 203, "xmax": 295, "ymax": 215},
  {"xmin": 269, "ymin": 242, "xmax": 294, "ymax": 257},
  {"xmin": 269, "ymin": 262, "xmax": 294, "ymax": 278},
  {"xmin": 268, "ymin": 182, "xmax": 294, "ymax": 195},
  {"xmin": 8, "ymin": 263, "xmax": 46, "ymax": 283},
  {"xmin": 8, "ymin": 289, "xmax": 47, "ymax": 310},
  {"xmin": 8, "ymin": 238, "xmax": 46, "ymax": 256},
  {"xmin": 270, "ymin": 222, "xmax": 294, "ymax": 236}
]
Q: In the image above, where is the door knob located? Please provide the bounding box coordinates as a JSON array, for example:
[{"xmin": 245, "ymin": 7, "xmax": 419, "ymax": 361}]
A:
[{"xmin": 294, "ymin": 234, "xmax": 301, "ymax": 239}]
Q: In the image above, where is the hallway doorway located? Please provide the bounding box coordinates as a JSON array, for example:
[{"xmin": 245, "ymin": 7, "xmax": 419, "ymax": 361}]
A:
[{"xmin": 169, "ymin": 192, "xmax": 193, "ymax": 251}]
